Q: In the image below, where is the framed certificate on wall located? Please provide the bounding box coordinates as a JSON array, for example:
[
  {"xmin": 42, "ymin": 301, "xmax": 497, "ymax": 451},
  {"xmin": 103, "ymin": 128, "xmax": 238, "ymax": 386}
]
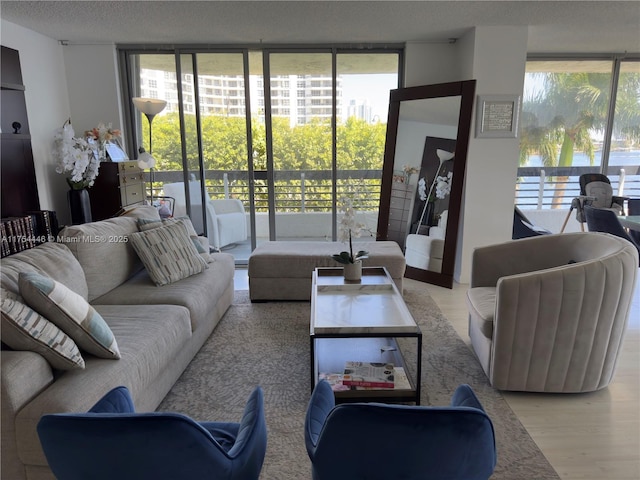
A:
[{"xmin": 475, "ymin": 95, "xmax": 520, "ymax": 138}]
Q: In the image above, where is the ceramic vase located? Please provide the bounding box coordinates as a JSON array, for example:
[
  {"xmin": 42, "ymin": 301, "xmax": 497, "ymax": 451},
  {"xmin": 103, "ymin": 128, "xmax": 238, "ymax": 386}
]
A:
[
  {"xmin": 343, "ymin": 260, "xmax": 362, "ymax": 282},
  {"xmin": 68, "ymin": 188, "xmax": 92, "ymax": 225}
]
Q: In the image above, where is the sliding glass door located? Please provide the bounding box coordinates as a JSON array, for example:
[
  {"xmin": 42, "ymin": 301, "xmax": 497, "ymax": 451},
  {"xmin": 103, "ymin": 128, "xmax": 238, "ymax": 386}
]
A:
[{"xmin": 121, "ymin": 46, "xmax": 402, "ymax": 263}]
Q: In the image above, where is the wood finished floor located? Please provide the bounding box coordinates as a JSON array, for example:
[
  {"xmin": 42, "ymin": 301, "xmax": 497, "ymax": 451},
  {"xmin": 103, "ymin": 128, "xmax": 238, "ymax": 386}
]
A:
[{"xmin": 235, "ymin": 269, "xmax": 640, "ymax": 479}]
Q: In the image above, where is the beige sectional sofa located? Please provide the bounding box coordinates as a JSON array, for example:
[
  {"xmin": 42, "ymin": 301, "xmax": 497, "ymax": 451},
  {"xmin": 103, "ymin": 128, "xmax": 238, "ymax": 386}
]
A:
[{"xmin": 1, "ymin": 206, "xmax": 235, "ymax": 480}]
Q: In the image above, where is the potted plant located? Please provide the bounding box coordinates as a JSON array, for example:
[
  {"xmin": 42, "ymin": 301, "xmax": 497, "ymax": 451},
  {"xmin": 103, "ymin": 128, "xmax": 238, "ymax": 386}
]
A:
[{"xmin": 332, "ymin": 195, "xmax": 370, "ymax": 281}]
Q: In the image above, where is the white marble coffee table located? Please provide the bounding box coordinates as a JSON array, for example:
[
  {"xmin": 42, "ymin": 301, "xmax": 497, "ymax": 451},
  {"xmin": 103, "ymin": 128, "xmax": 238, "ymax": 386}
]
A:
[{"xmin": 310, "ymin": 266, "xmax": 422, "ymax": 403}]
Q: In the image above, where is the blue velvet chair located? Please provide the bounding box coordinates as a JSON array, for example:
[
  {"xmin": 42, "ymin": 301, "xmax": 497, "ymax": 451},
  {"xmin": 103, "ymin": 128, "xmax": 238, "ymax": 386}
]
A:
[
  {"xmin": 627, "ymin": 198, "xmax": 640, "ymax": 245},
  {"xmin": 37, "ymin": 386, "xmax": 267, "ymax": 480},
  {"xmin": 584, "ymin": 205, "xmax": 640, "ymax": 259},
  {"xmin": 305, "ymin": 381, "xmax": 496, "ymax": 480},
  {"xmin": 513, "ymin": 206, "xmax": 552, "ymax": 239}
]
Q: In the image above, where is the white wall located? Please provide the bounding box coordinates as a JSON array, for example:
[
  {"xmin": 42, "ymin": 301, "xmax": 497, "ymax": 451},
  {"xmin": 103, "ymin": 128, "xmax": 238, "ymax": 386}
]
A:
[
  {"xmin": 1, "ymin": 22, "xmax": 123, "ymax": 226},
  {"xmin": 403, "ymin": 31, "xmax": 528, "ymax": 284},
  {"xmin": 455, "ymin": 26, "xmax": 528, "ymax": 283},
  {"xmin": 1, "ymin": 20, "xmax": 72, "ymax": 223},
  {"xmin": 404, "ymin": 42, "xmax": 464, "ymax": 86},
  {"xmin": 63, "ymin": 44, "xmax": 124, "ymax": 142}
]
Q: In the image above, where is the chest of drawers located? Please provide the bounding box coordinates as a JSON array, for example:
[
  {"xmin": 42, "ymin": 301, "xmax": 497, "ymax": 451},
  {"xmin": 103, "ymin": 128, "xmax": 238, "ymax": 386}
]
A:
[{"xmin": 89, "ymin": 161, "xmax": 146, "ymax": 221}]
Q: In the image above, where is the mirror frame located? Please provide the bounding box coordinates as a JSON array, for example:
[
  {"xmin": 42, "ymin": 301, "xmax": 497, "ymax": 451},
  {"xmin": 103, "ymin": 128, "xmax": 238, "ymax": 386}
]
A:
[{"xmin": 377, "ymin": 80, "xmax": 476, "ymax": 288}]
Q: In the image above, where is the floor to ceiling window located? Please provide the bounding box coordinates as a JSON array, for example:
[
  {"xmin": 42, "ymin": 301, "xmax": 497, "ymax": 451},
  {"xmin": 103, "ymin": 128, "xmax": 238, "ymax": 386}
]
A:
[
  {"xmin": 119, "ymin": 46, "xmax": 401, "ymax": 263},
  {"xmin": 516, "ymin": 56, "xmax": 640, "ymax": 210}
]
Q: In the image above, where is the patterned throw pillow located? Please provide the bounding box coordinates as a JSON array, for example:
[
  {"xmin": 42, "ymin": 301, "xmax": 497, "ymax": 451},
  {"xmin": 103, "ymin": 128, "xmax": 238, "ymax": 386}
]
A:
[
  {"xmin": 19, "ymin": 273, "xmax": 121, "ymax": 359},
  {"xmin": 129, "ymin": 221, "xmax": 209, "ymax": 286},
  {"xmin": 137, "ymin": 217, "xmax": 212, "ymax": 263},
  {"xmin": 0, "ymin": 288, "xmax": 85, "ymax": 370},
  {"xmin": 190, "ymin": 235, "xmax": 213, "ymax": 263}
]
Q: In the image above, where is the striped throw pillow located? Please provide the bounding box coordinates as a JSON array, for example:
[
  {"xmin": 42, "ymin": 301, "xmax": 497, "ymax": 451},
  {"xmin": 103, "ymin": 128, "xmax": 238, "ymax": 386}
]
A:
[
  {"xmin": 19, "ymin": 273, "xmax": 121, "ymax": 359},
  {"xmin": 1, "ymin": 288, "xmax": 85, "ymax": 370},
  {"xmin": 129, "ymin": 220, "xmax": 209, "ymax": 286},
  {"xmin": 137, "ymin": 218, "xmax": 211, "ymax": 263}
]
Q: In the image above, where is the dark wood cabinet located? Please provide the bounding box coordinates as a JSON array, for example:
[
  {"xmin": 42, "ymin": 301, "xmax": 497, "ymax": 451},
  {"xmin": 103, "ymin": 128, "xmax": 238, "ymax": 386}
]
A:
[
  {"xmin": 1, "ymin": 45, "xmax": 40, "ymax": 218},
  {"xmin": 89, "ymin": 161, "xmax": 146, "ymax": 221}
]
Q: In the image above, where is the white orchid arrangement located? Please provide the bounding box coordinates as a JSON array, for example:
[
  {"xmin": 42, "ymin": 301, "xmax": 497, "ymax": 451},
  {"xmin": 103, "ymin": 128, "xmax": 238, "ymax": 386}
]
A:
[
  {"xmin": 53, "ymin": 120, "xmax": 100, "ymax": 190},
  {"xmin": 418, "ymin": 177, "xmax": 428, "ymax": 201},
  {"xmin": 332, "ymin": 195, "xmax": 370, "ymax": 265},
  {"xmin": 435, "ymin": 171, "xmax": 453, "ymax": 199}
]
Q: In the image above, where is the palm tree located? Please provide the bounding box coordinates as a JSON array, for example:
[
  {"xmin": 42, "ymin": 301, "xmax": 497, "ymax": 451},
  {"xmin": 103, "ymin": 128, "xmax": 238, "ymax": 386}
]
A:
[{"xmin": 519, "ymin": 72, "xmax": 610, "ymax": 207}]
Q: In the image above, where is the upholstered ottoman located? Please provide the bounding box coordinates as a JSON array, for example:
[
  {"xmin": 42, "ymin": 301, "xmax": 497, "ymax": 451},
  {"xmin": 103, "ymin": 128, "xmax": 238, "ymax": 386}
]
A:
[{"xmin": 248, "ymin": 241, "xmax": 406, "ymax": 301}]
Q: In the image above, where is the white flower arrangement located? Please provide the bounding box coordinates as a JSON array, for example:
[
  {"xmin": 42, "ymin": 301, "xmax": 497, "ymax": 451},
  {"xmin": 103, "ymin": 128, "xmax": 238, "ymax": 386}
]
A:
[
  {"xmin": 435, "ymin": 171, "xmax": 453, "ymax": 199},
  {"xmin": 85, "ymin": 122, "xmax": 121, "ymax": 145},
  {"xmin": 418, "ymin": 177, "xmax": 428, "ymax": 201},
  {"xmin": 332, "ymin": 195, "xmax": 370, "ymax": 264},
  {"xmin": 53, "ymin": 120, "xmax": 100, "ymax": 190}
]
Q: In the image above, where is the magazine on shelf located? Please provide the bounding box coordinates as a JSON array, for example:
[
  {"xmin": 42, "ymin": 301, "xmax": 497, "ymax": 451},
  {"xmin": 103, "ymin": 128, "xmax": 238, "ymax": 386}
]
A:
[
  {"xmin": 342, "ymin": 361, "xmax": 395, "ymax": 388},
  {"xmin": 319, "ymin": 367, "xmax": 410, "ymax": 391}
]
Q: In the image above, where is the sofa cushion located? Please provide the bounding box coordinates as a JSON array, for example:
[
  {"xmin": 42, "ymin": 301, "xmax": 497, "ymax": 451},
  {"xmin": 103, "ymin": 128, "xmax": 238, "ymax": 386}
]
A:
[
  {"xmin": 0, "ymin": 243, "xmax": 88, "ymax": 300},
  {"xmin": 1, "ymin": 289, "xmax": 85, "ymax": 370},
  {"xmin": 137, "ymin": 216, "xmax": 198, "ymax": 236},
  {"xmin": 93, "ymin": 252, "xmax": 235, "ymax": 332},
  {"xmin": 117, "ymin": 204, "xmax": 162, "ymax": 220},
  {"xmin": 19, "ymin": 273, "xmax": 120, "ymax": 359},
  {"xmin": 129, "ymin": 221, "xmax": 208, "ymax": 286},
  {"xmin": 59, "ymin": 216, "xmax": 144, "ymax": 302},
  {"xmin": 14, "ymin": 304, "xmax": 193, "ymax": 467},
  {"xmin": 466, "ymin": 287, "xmax": 496, "ymax": 338}
]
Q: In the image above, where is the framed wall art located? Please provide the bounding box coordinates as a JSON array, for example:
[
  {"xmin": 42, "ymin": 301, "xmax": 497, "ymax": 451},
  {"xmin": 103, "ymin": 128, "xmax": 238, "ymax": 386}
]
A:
[{"xmin": 475, "ymin": 95, "xmax": 520, "ymax": 138}]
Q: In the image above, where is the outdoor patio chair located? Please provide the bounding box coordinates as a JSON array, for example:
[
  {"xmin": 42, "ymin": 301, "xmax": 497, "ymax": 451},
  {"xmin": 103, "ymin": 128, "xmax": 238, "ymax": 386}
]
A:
[{"xmin": 162, "ymin": 181, "xmax": 247, "ymax": 250}]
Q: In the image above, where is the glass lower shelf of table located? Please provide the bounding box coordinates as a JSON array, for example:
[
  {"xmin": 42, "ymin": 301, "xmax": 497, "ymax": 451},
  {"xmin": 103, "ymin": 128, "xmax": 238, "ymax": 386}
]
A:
[{"xmin": 310, "ymin": 335, "xmax": 422, "ymax": 404}]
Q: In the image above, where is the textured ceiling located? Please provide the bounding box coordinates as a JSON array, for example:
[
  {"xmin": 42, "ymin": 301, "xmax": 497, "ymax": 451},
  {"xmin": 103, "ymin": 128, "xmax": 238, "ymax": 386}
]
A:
[{"xmin": 1, "ymin": 1, "xmax": 639, "ymax": 53}]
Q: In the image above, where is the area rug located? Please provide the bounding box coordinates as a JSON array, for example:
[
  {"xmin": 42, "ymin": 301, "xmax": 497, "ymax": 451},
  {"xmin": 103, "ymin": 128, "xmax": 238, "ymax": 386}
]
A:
[{"xmin": 159, "ymin": 284, "xmax": 560, "ymax": 479}]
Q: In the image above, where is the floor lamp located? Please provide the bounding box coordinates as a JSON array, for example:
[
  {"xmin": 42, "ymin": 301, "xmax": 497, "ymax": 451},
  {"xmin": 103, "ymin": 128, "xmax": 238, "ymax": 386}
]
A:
[
  {"xmin": 417, "ymin": 149, "xmax": 454, "ymax": 228},
  {"xmin": 132, "ymin": 98, "xmax": 167, "ymax": 204}
]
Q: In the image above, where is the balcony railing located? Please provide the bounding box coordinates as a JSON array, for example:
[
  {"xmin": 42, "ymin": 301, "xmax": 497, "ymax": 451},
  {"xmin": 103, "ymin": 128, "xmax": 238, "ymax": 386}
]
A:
[
  {"xmin": 516, "ymin": 166, "xmax": 640, "ymax": 210},
  {"xmin": 151, "ymin": 169, "xmax": 383, "ymax": 211},
  {"xmin": 147, "ymin": 165, "xmax": 640, "ymax": 214}
]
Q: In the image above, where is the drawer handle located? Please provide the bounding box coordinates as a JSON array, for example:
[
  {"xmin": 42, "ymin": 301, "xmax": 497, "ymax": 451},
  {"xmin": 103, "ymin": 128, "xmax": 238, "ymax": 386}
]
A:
[{"xmin": 131, "ymin": 192, "xmax": 138, "ymax": 196}]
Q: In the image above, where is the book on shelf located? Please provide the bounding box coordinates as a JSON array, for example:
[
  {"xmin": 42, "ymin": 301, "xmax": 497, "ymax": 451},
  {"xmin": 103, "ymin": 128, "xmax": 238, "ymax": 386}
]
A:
[
  {"xmin": 342, "ymin": 361, "xmax": 395, "ymax": 388},
  {"xmin": 319, "ymin": 367, "xmax": 410, "ymax": 391},
  {"xmin": 1, "ymin": 211, "xmax": 59, "ymax": 258},
  {"xmin": 318, "ymin": 372, "xmax": 351, "ymax": 392}
]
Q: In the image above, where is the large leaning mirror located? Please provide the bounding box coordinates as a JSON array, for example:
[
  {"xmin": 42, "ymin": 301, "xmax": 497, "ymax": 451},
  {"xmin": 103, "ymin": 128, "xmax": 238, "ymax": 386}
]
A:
[{"xmin": 377, "ymin": 80, "xmax": 476, "ymax": 288}]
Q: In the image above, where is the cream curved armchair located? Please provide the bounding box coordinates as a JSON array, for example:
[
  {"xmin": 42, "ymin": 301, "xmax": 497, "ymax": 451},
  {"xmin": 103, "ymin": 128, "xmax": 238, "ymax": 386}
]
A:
[
  {"xmin": 405, "ymin": 210, "xmax": 448, "ymax": 271},
  {"xmin": 207, "ymin": 199, "xmax": 247, "ymax": 250},
  {"xmin": 162, "ymin": 182, "xmax": 247, "ymax": 250},
  {"xmin": 466, "ymin": 232, "xmax": 638, "ymax": 393}
]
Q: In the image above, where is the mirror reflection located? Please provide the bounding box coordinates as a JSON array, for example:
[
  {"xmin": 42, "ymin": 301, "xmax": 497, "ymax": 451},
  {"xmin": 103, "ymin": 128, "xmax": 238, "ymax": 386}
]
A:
[
  {"xmin": 387, "ymin": 97, "xmax": 461, "ymax": 274},
  {"xmin": 377, "ymin": 81, "xmax": 476, "ymax": 288}
]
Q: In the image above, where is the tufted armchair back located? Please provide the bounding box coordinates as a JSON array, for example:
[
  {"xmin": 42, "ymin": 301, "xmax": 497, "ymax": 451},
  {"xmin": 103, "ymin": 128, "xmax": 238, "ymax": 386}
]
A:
[{"xmin": 467, "ymin": 232, "xmax": 638, "ymax": 392}]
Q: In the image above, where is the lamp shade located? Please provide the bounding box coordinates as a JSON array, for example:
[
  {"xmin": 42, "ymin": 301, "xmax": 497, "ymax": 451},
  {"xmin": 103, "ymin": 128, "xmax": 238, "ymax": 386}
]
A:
[
  {"xmin": 436, "ymin": 149, "xmax": 454, "ymax": 161},
  {"xmin": 137, "ymin": 151, "xmax": 156, "ymax": 169},
  {"xmin": 132, "ymin": 98, "xmax": 167, "ymax": 116}
]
